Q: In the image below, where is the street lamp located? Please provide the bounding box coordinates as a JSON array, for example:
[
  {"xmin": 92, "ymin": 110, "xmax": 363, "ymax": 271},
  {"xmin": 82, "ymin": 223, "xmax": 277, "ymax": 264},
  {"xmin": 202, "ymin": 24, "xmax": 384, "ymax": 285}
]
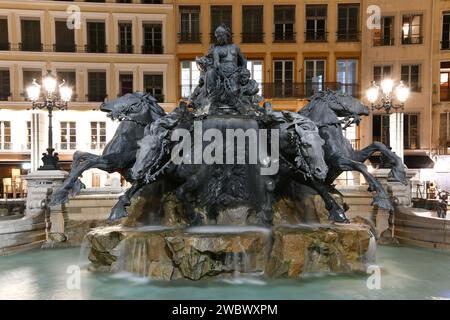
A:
[
  {"xmin": 366, "ymin": 79, "xmax": 410, "ymax": 114},
  {"xmin": 27, "ymin": 70, "xmax": 72, "ymax": 170}
]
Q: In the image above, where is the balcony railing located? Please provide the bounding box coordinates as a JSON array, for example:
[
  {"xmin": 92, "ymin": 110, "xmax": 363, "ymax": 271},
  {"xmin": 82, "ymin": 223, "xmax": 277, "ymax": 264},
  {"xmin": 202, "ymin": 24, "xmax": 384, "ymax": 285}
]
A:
[
  {"xmin": 304, "ymin": 31, "xmax": 328, "ymax": 42},
  {"xmin": 18, "ymin": 42, "xmax": 43, "ymax": 52},
  {"xmin": 86, "ymin": 94, "xmax": 107, "ymax": 102},
  {"xmin": 241, "ymin": 33, "xmax": 264, "ymax": 43},
  {"xmin": 336, "ymin": 31, "xmax": 360, "ymax": 42},
  {"xmin": 0, "ymin": 143, "xmax": 12, "ymax": 151},
  {"xmin": 0, "ymin": 42, "xmax": 10, "ymax": 50},
  {"xmin": 55, "ymin": 143, "xmax": 78, "ymax": 151},
  {"xmin": 141, "ymin": 45, "xmax": 163, "ymax": 54},
  {"xmin": 178, "ymin": 33, "xmax": 201, "ymax": 43},
  {"xmin": 273, "ymin": 32, "xmax": 296, "ymax": 43},
  {"xmin": 440, "ymin": 87, "xmax": 450, "ymax": 101},
  {"xmin": 441, "ymin": 41, "xmax": 450, "ymax": 50},
  {"xmin": 117, "ymin": 44, "xmax": 134, "ymax": 54},
  {"xmin": 85, "ymin": 44, "xmax": 107, "ymax": 53},
  {"xmin": 210, "ymin": 33, "xmax": 234, "ymax": 43},
  {"xmin": 53, "ymin": 43, "xmax": 76, "ymax": 53},
  {"xmin": 0, "ymin": 93, "xmax": 11, "ymax": 101},
  {"xmin": 433, "ymin": 146, "xmax": 450, "ymax": 155},
  {"xmin": 373, "ymin": 37, "xmax": 395, "ymax": 46},
  {"xmin": 402, "ymin": 36, "xmax": 423, "ymax": 45},
  {"xmin": 180, "ymin": 83, "xmax": 359, "ymax": 100}
]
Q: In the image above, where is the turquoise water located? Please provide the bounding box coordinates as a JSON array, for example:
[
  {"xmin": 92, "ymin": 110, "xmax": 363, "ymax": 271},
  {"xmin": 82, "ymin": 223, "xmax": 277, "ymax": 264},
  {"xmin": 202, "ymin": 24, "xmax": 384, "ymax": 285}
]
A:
[{"xmin": 0, "ymin": 245, "xmax": 449, "ymax": 300}]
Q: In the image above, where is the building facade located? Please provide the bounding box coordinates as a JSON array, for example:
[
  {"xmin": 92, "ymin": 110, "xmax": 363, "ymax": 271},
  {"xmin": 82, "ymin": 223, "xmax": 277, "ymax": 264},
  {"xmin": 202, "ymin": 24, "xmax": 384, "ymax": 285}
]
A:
[
  {"xmin": 0, "ymin": 0, "xmax": 448, "ymax": 197},
  {"xmin": 0, "ymin": 0, "xmax": 177, "ymax": 196}
]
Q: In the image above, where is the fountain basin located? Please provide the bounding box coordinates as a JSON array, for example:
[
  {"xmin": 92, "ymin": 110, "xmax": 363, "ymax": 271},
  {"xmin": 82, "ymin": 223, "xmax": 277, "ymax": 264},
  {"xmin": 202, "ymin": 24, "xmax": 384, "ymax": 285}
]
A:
[{"xmin": 86, "ymin": 223, "xmax": 373, "ymax": 280}]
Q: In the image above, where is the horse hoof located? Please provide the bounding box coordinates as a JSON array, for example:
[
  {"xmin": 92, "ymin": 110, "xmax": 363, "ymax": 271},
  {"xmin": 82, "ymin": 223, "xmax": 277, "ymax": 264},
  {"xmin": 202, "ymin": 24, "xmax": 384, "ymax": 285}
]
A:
[
  {"xmin": 49, "ymin": 190, "xmax": 69, "ymax": 206},
  {"xmin": 372, "ymin": 197, "xmax": 394, "ymax": 211},
  {"xmin": 389, "ymin": 168, "xmax": 407, "ymax": 186},
  {"xmin": 71, "ymin": 179, "xmax": 86, "ymax": 197},
  {"xmin": 329, "ymin": 209, "xmax": 349, "ymax": 223},
  {"xmin": 108, "ymin": 206, "xmax": 128, "ymax": 221}
]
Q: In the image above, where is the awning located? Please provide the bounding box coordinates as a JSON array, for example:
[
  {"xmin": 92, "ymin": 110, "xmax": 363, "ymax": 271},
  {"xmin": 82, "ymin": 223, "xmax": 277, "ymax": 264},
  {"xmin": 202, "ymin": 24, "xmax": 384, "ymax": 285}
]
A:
[{"xmin": 369, "ymin": 155, "xmax": 435, "ymax": 169}]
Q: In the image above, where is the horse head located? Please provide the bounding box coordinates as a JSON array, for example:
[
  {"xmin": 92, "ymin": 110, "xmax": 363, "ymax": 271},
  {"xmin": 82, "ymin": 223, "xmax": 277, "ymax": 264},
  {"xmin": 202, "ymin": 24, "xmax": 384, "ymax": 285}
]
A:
[
  {"xmin": 100, "ymin": 92, "xmax": 166, "ymax": 125},
  {"xmin": 310, "ymin": 90, "xmax": 370, "ymax": 123},
  {"xmin": 280, "ymin": 112, "xmax": 328, "ymax": 181}
]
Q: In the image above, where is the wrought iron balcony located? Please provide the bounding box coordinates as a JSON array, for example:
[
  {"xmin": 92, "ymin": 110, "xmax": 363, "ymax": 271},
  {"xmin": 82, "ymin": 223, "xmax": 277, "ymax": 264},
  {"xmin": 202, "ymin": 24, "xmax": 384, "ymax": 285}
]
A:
[
  {"xmin": 402, "ymin": 36, "xmax": 423, "ymax": 45},
  {"xmin": 180, "ymin": 83, "xmax": 359, "ymax": 100},
  {"xmin": 0, "ymin": 42, "xmax": 10, "ymax": 51},
  {"xmin": 178, "ymin": 33, "xmax": 201, "ymax": 43},
  {"xmin": 273, "ymin": 32, "xmax": 296, "ymax": 43},
  {"xmin": 141, "ymin": 45, "xmax": 164, "ymax": 54},
  {"xmin": 53, "ymin": 43, "xmax": 77, "ymax": 53},
  {"xmin": 441, "ymin": 40, "xmax": 450, "ymax": 50},
  {"xmin": 19, "ymin": 42, "xmax": 43, "ymax": 52},
  {"xmin": 373, "ymin": 37, "xmax": 394, "ymax": 46},
  {"xmin": 117, "ymin": 44, "xmax": 134, "ymax": 54},
  {"xmin": 336, "ymin": 31, "xmax": 361, "ymax": 42},
  {"xmin": 241, "ymin": 33, "xmax": 264, "ymax": 43},
  {"xmin": 440, "ymin": 87, "xmax": 450, "ymax": 101},
  {"xmin": 304, "ymin": 31, "xmax": 328, "ymax": 42},
  {"xmin": 86, "ymin": 93, "xmax": 107, "ymax": 102},
  {"xmin": 85, "ymin": 44, "xmax": 107, "ymax": 53}
]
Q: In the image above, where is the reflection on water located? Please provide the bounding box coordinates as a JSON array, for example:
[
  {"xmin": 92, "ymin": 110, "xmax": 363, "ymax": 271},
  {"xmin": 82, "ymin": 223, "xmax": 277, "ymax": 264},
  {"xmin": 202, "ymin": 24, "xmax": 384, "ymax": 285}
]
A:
[{"xmin": 0, "ymin": 245, "xmax": 449, "ymax": 300}]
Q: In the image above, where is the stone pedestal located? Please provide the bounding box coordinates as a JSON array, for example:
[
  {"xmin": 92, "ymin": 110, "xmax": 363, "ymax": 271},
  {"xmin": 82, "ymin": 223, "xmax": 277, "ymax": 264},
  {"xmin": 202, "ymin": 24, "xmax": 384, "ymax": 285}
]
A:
[
  {"xmin": 23, "ymin": 170, "xmax": 69, "ymax": 242},
  {"xmin": 371, "ymin": 168, "xmax": 418, "ymax": 241},
  {"xmin": 86, "ymin": 223, "xmax": 374, "ymax": 280}
]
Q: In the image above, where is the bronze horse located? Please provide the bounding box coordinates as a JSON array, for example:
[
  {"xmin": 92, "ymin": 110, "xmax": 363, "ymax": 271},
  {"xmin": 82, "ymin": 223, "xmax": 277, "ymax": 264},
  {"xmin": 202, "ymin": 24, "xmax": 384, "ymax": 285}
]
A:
[
  {"xmin": 50, "ymin": 92, "xmax": 166, "ymax": 221},
  {"xmin": 299, "ymin": 90, "xmax": 407, "ymax": 216}
]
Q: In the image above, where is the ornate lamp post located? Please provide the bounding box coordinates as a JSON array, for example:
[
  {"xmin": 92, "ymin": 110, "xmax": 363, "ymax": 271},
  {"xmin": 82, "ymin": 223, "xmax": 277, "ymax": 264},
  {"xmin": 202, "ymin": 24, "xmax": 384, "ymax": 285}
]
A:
[
  {"xmin": 367, "ymin": 79, "xmax": 410, "ymax": 114},
  {"xmin": 26, "ymin": 70, "xmax": 72, "ymax": 170}
]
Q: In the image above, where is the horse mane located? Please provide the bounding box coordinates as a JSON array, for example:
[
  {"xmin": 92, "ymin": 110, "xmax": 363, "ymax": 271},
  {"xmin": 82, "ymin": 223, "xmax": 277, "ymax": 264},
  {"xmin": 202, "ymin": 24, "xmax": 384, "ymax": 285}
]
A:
[{"xmin": 299, "ymin": 91, "xmax": 340, "ymax": 127}]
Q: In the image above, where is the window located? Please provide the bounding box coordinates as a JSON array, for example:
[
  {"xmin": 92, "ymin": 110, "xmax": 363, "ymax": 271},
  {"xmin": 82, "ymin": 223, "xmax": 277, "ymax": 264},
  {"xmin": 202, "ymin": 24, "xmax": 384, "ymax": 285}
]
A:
[
  {"xmin": 55, "ymin": 20, "xmax": 75, "ymax": 52},
  {"xmin": 23, "ymin": 70, "xmax": 42, "ymax": 95},
  {"xmin": 142, "ymin": 23, "xmax": 163, "ymax": 54},
  {"xmin": 144, "ymin": 74, "xmax": 164, "ymax": 102},
  {"xmin": 179, "ymin": 6, "xmax": 200, "ymax": 43},
  {"xmin": 90, "ymin": 122, "xmax": 106, "ymax": 150},
  {"xmin": 305, "ymin": 59, "xmax": 325, "ymax": 96},
  {"xmin": 440, "ymin": 62, "xmax": 450, "ymax": 101},
  {"xmin": 0, "ymin": 19, "xmax": 9, "ymax": 50},
  {"xmin": 0, "ymin": 121, "xmax": 11, "ymax": 150},
  {"xmin": 210, "ymin": 6, "xmax": 232, "ymax": 42},
  {"xmin": 305, "ymin": 5, "xmax": 327, "ymax": 42},
  {"xmin": 442, "ymin": 13, "xmax": 450, "ymax": 49},
  {"xmin": 373, "ymin": 65, "xmax": 392, "ymax": 85},
  {"xmin": 118, "ymin": 22, "xmax": 133, "ymax": 53},
  {"xmin": 372, "ymin": 114, "xmax": 390, "ymax": 146},
  {"xmin": 20, "ymin": 19, "xmax": 41, "ymax": 51},
  {"xmin": 247, "ymin": 60, "xmax": 263, "ymax": 93},
  {"xmin": 86, "ymin": 22, "xmax": 106, "ymax": 53},
  {"xmin": 87, "ymin": 71, "xmax": 107, "ymax": 102},
  {"xmin": 26, "ymin": 121, "xmax": 31, "ymax": 150},
  {"xmin": 119, "ymin": 73, "xmax": 133, "ymax": 96},
  {"xmin": 180, "ymin": 60, "xmax": 200, "ymax": 99},
  {"xmin": 60, "ymin": 121, "xmax": 76, "ymax": 150},
  {"xmin": 274, "ymin": 5, "xmax": 295, "ymax": 42},
  {"xmin": 401, "ymin": 64, "xmax": 420, "ymax": 92},
  {"xmin": 0, "ymin": 70, "xmax": 10, "ymax": 100},
  {"xmin": 373, "ymin": 16, "xmax": 394, "ymax": 46},
  {"xmin": 337, "ymin": 59, "xmax": 358, "ymax": 97},
  {"xmin": 242, "ymin": 6, "xmax": 263, "ymax": 43},
  {"xmin": 440, "ymin": 112, "xmax": 450, "ymax": 148},
  {"xmin": 404, "ymin": 114, "xmax": 419, "ymax": 149},
  {"xmin": 402, "ymin": 14, "xmax": 423, "ymax": 44},
  {"xmin": 57, "ymin": 71, "xmax": 76, "ymax": 98},
  {"xmin": 274, "ymin": 59, "xmax": 294, "ymax": 97},
  {"xmin": 337, "ymin": 4, "xmax": 360, "ymax": 41}
]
